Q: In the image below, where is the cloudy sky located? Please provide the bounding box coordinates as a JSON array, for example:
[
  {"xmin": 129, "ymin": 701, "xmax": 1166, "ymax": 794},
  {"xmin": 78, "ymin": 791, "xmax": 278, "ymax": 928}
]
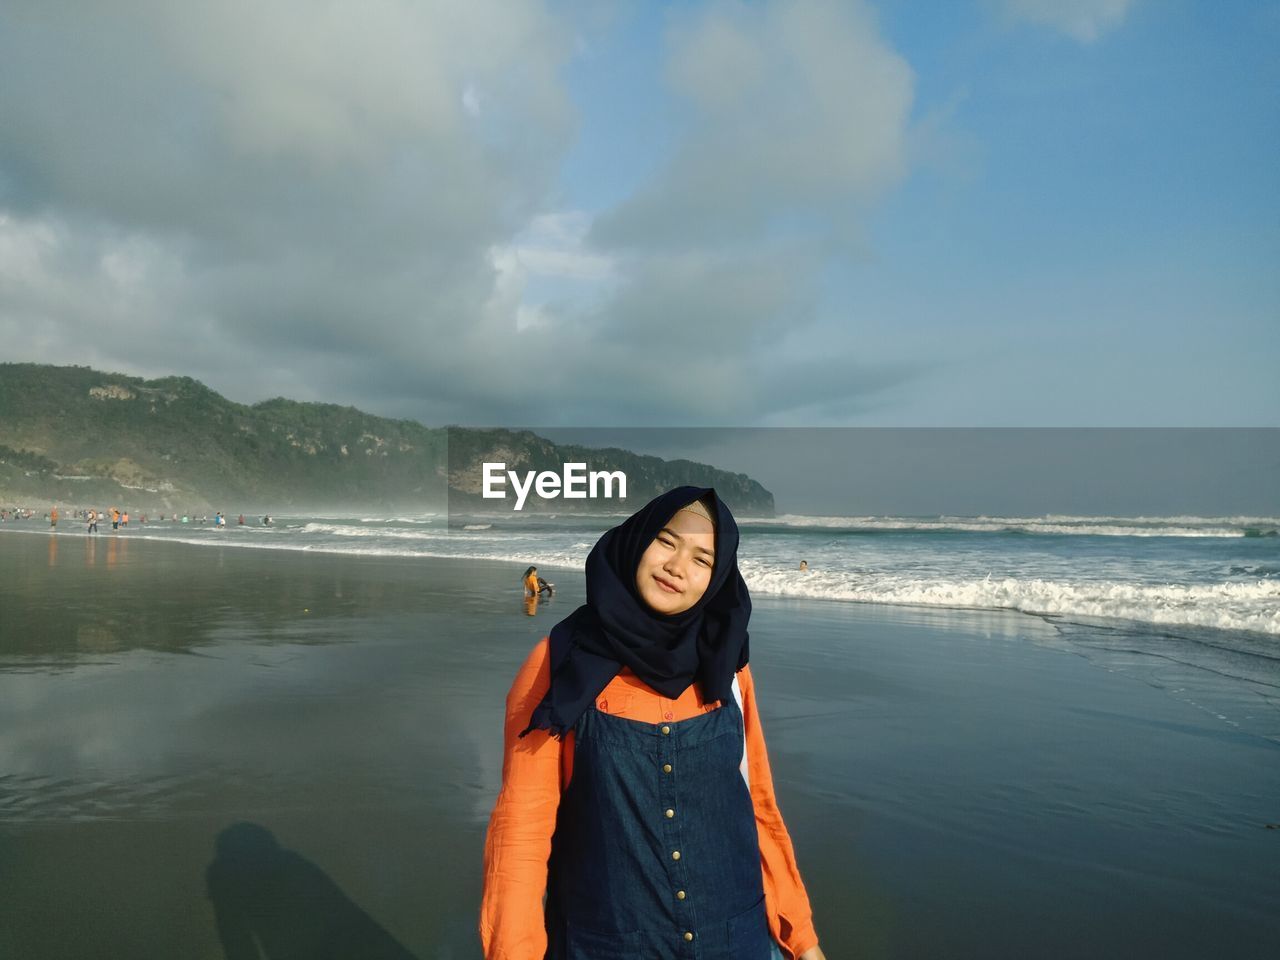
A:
[{"xmin": 1, "ymin": 0, "xmax": 1276, "ymax": 427}]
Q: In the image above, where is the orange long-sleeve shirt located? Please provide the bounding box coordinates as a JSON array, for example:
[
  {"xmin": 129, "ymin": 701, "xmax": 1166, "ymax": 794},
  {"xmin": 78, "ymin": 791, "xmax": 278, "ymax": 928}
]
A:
[{"xmin": 480, "ymin": 638, "xmax": 819, "ymax": 960}]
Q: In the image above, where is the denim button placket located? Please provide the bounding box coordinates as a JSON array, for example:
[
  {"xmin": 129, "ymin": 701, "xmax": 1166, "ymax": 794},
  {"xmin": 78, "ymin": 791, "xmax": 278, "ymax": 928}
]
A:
[
  {"xmin": 658, "ymin": 716, "xmax": 692, "ymax": 945},
  {"xmin": 545, "ymin": 697, "xmax": 765, "ymax": 959}
]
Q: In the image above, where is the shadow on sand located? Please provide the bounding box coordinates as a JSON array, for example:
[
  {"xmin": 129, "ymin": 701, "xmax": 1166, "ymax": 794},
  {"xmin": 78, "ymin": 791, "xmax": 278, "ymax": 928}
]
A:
[{"xmin": 206, "ymin": 822, "xmax": 419, "ymax": 960}]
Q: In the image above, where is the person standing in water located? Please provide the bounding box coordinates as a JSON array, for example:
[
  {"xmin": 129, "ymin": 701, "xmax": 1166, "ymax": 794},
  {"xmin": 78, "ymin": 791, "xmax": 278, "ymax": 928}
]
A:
[{"xmin": 482, "ymin": 487, "xmax": 824, "ymax": 960}]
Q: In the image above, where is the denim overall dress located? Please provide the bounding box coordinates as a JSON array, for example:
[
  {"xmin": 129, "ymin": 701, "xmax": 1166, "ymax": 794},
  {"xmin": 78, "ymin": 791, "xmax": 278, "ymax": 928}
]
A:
[{"xmin": 544, "ymin": 692, "xmax": 774, "ymax": 960}]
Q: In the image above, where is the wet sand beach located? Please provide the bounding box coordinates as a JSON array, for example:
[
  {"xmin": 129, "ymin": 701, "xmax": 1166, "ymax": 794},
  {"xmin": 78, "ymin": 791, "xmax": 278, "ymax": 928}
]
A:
[{"xmin": 1, "ymin": 531, "xmax": 1277, "ymax": 958}]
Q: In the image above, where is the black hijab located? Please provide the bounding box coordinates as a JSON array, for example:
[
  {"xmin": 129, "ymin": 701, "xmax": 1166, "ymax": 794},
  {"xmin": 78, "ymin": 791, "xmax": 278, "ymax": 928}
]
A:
[{"xmin": 521, "ymin": 486, "xmax": 751, "ymax": 738}]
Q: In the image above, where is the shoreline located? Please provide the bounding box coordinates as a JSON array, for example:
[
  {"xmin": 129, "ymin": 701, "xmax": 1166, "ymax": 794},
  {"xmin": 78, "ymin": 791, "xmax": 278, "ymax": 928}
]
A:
[
  {"xmin": 4, "ymin": 528, "xmax": 1276, "ymax": 748},
  {"xmin": 3, "ymin": 521, "xmax": 1278, "ymax": 645}
]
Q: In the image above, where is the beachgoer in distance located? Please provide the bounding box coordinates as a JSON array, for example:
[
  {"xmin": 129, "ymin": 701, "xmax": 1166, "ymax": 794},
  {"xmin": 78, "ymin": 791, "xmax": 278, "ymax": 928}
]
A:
[
  {"xmin": 799, "ymin": 559, "xmax": 808, "ymax": 572},
  {"xmin": 523, "ymin": 565, "xmax": 554, "ymax": 598},
  {"xmin": 50, "ymin": 506, "xmax": 58, "ymax": 528},
  {"xmin": 87, "ymin": 509, "xmax": 98, "ymax": 534},
  {"xmin": 482, "ymin": 487, "xmax": 825, "ymax": 960}
]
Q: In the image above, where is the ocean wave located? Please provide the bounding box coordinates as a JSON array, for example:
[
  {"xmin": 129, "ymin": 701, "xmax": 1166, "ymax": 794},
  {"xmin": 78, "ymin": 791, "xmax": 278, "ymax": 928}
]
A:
[
  {"xmin": 748, "ymin": 514, "xmax": 1274, "ymax": 538},
  {"xmin": 8, "ymin": 520, "xmax": 1275, "ymax": 635},
  {"xmin": 301, "ymin": 522, "xmax": 452, "ymax": 541},
  {"xmin": 299, "ymin": 521, "xmax": 549, "ymax": 545},
  {"xmin": 358, "ymin": 515, "xmax": 440, "ymax": 524},
  {"xmin": 739, "ymin": 562, "xmax": 1280, "ymax": 635},
  {"xmin": 1227, "ymin": 564, "xmax": 1280, "ymax": 579}
]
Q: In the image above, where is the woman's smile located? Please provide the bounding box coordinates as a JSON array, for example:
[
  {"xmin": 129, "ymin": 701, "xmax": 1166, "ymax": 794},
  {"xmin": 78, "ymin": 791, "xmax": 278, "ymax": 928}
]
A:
[{"xmin": 653, "ymin": 573, "xmax": 682, "ymax": 593}]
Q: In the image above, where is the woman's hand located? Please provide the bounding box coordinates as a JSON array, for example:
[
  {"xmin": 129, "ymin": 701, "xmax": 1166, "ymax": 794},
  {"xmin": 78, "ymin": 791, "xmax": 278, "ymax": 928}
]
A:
[{"xmin": 797, "ymin": 947, "xmax": 827, "ymax": 960}]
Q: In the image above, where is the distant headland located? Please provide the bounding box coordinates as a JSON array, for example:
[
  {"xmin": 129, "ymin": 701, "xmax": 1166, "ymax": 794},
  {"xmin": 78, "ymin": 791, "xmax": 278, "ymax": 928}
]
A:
[{"xmin": 0, "ymin": 363, "xmax": 774, "ymax": 516}]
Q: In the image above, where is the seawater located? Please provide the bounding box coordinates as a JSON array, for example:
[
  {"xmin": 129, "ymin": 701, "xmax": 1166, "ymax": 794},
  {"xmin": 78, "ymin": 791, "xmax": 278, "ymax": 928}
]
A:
[
  {"xmin": 1, "ymin": 525, "xmax": 1278, "ymax": 958},
  {"xmin": 8, "ymin": 509, "xmax": 1277, "ymax": 636}
]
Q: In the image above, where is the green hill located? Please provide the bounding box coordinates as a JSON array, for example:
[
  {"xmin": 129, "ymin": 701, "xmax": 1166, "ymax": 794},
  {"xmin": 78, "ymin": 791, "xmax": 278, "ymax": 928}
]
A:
[{"xmin": 0, "ymin": 363, "xmax": 774, "ymax": 516}]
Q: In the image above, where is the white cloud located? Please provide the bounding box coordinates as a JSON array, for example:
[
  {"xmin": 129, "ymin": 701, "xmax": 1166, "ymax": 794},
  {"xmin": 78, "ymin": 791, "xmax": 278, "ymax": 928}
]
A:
[
  {"xmin": 0, "ymin": 0, "xmax": 918, "ymax": 426},
  {"xmin": 462, "ymin": 84, "xmax": 483, "ymax": 119},
  {"xmin": 510, "ymin": 212, "xmax": 619, "ymax": 283},
  {"xmin": 998, "ymin": 0, "xmax": 1136, "ymax": 43},
  {"xmin": 515, "ymin": 303, "xmax": 553, "ymax": 333},
  {"xmin": 484, "ymin": 210, "xmax": 619, "ymax": 342},
  {"xmin": 0, "ymin": 0, "xmax": 579, "ymax": 413},
  {"xmin": 569, "ymin": 0, "xmax": 918, "ymax": 421},
  {"xmin": 594, "ymin": 0, "xmax": 912, "ymax": 251}
]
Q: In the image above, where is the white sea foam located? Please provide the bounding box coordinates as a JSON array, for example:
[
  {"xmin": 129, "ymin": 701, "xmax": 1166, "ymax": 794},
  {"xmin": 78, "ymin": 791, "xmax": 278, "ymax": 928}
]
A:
[
  {"xmin": 739, "ymin": 561, "xmax": 1280, "ymax": 635},
  {"xmin": 300, "ymin": 521, "xmax": 552, "ymax": 546},
  {"xmin": 8, "ymin": 506, "xmax": 1276, "ymax": 637},
  {"xmin": 749, "ymin": 514, "xmax": 1275, "ymax": 538},
  {"xmin": 301, "ymin": 522, "xmax": 452, "ymax": 542},
  {"xmin": 356, "ymin": 515, "xmax": 440, "ymax": 524}
]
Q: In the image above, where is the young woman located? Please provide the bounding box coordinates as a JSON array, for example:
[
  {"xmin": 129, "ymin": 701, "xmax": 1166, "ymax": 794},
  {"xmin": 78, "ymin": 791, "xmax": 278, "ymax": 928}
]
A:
[{"xmin": 481, "ymin": 487, "xmax": 825, "ymax": 960}]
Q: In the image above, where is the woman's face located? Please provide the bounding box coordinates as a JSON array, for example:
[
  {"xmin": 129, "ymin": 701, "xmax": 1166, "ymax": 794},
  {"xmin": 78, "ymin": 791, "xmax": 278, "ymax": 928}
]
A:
[{"xmin": 634, "ymin": 506, "xmax": 716, "ymax": 615}]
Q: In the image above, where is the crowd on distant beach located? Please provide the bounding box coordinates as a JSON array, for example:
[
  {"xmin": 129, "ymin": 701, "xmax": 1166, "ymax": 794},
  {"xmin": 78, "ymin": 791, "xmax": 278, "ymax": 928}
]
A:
[{"xmin": 0, "ymin": 507, "xmax": 275, "ymax": 530}]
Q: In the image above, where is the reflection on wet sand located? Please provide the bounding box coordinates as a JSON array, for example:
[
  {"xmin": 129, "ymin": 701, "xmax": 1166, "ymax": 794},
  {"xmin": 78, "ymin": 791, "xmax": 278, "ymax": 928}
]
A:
[
  {"xmin": 0, "ymin": 533, "xmax": 524, "ymax": 957},
  {"xmin": 0, "ymin": 533, "xmax": 489, "ymax": 661}
]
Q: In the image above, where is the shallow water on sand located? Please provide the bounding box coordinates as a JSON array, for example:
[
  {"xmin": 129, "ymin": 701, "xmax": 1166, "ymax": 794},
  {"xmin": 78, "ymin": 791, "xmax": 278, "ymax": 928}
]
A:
[{"xmin": 1, "ymin": 533, "xmax": 1278, "ymax": 959}]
